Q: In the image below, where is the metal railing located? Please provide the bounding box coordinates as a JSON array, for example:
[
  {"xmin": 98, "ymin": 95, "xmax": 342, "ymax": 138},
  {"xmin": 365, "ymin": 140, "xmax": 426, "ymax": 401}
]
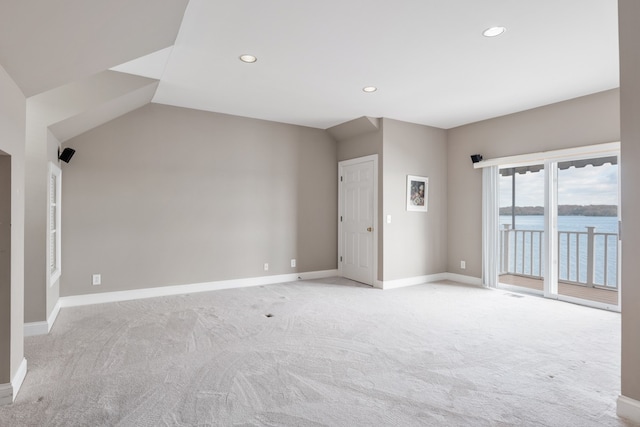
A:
[{"xmin": 500, "ymin": 225, "xmax": 618, "ymax": 290}]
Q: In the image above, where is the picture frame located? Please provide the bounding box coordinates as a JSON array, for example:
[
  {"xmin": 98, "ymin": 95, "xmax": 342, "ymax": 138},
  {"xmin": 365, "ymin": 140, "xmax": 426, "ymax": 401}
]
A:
[{"xmin": 406, "ymin": 175, "xmax": 428, "ymax": 212}]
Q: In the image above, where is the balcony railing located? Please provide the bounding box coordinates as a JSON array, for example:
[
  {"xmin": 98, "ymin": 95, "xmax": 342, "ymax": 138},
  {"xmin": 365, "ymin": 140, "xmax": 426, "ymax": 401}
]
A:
[{"xmin": 500, "ymin": 225, "xmax": 618, "ymax": 290}]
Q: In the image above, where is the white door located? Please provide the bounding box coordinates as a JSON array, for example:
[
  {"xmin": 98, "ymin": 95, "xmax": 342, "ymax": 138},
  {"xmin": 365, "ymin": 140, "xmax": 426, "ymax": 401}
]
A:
[{"xmin": 339, "ymin": 156, "xmax": 377, "ymax": 286}]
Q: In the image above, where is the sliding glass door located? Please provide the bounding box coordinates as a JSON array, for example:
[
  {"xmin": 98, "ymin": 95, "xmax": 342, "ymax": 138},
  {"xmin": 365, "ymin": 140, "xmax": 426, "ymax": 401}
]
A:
[
  {"xmin": 492, "ymin": 148, "xmax": 620, "ymax": 311},
  {"xmin": 498, "ymin": 165, "xmax": 546, "ymax": 294}
]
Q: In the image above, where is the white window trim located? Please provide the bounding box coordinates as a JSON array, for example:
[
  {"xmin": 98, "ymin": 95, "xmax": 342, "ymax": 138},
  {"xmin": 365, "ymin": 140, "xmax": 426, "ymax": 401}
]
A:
[
  {"xmin": 49, "ymin": 162, "xmax": 62, "ymax": 285},
  {"xmin": 473, "ymin": 141, "xmax": 620, "ymax": 170}
]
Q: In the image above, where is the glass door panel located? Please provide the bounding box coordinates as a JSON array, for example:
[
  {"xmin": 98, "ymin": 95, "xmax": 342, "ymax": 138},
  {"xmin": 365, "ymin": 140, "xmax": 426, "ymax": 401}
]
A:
[
  {"xmin": 498, "ymin": 164, "xmax": 545, "ymax": 294},
  {"xmin": 555, "ymin": 156, "xmax": 619, "ymax": 307}
]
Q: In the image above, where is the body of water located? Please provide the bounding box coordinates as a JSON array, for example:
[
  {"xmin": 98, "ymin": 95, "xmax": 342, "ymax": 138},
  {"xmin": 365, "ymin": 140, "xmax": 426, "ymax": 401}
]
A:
[
  {"xmin": 500, "ymin": 215, "xmax": 618, "ymax": 233},
  {"xmin": 499, "ymin": 215, "xmax": 618, "ymax": 287}
]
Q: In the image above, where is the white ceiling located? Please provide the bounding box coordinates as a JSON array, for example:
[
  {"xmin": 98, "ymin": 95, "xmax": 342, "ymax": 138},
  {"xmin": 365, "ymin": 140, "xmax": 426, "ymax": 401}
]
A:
[{"xmin": 111, "ymin": 0, "xmax": 620, "ymax": 129}]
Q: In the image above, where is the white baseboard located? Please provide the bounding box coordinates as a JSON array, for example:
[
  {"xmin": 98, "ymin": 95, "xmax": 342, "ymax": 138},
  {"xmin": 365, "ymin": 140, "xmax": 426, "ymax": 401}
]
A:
[
  {"xmin": 23, "ymin": 321, "xmax": 47, "ymax": 337},
  {"xmin": 380, "ymin": 273, "xmax": 449, "ymax": 290},
  {"xmin": 0, "ymin": 358, "xmax": 27, "ymax": 405},
  {"xmin": 298, "ymin": 269, "xmax": 340, "ymax": 280},
  {"xmin": 24, "ymin": 300, "xmax": 61, "ymax": 337},
  {"xmin": 48, "ymin": 299, "xmax": 61, "ymax": 331},
  {"xmin": 445, "ymin": 273, "xmax": 483, "ymax": 287},
  {"xmin": 59, "ymin": 269, "xmax": 339, "ymax": 309},
  {"xmin": 617, "ymin": 395, "xmax": 640, "ymax": 423},
  {"xmin": 375, "ymin": 272, "xmax": 482, "ymax": 290},
  {"xmin": 11, "ymin": 358, "xmax": 27, "ymax": 400},
  {"xmin": 33, "ymin": 269, "xmax": 475, "ymax": 331}
]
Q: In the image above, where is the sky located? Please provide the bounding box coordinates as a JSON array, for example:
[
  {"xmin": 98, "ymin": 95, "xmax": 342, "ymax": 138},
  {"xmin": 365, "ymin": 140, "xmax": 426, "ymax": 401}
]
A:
[{"xmin": 499, "ymin": 163, "xmax": 618, "ymax": 207}]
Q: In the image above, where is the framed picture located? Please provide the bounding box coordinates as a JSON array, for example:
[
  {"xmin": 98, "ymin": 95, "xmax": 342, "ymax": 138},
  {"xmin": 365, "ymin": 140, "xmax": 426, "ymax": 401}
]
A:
[{"xmin": 407, "ymin": 175, "xmax": 428, "ymax": 212}]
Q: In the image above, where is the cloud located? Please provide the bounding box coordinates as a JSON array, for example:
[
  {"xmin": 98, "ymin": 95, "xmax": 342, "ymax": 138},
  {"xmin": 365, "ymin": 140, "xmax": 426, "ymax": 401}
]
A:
[
  {"xmin": 499, "ymin": 163, "xmax": 618, "ymax": 207},
  {"xmin": 500, "ymin": 169, "xmax": 545, "ymax": 207}
]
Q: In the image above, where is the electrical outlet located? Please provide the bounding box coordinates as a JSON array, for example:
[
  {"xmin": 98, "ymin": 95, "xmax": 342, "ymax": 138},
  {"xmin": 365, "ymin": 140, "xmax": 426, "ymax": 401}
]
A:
[
  {"xmin": 291, "ymin": 259, "xmax": 296, "ymax": 268},
  {"xmin": 264, "ymin": 263, "xmax": 269, "ymax": 271},
  {"xmin": 460, "ymin": 260, "xmax": 466, "ymax": 269},
  {"xmin": 92, "ymin": 274, "xmax": 101, "ymax": 285}
]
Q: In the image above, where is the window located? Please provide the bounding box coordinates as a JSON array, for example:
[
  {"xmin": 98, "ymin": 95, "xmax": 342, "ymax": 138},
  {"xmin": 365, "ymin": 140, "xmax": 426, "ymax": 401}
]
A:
[{"xmin": 49, "ymin": 162, "xmax": 62, "ymax": 284}]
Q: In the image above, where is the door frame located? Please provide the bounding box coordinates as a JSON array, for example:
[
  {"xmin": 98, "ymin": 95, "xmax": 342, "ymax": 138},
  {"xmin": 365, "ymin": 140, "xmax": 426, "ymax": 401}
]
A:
[{"xmin": 338, "ymin": 154, "xmax": 379, "ymax": 287}]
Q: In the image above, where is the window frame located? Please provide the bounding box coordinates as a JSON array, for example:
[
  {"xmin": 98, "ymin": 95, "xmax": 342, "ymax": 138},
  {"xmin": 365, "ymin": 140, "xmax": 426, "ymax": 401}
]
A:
[{"xmin": 49, "ymin": 162, "xmax": 62, "ymax": 285}]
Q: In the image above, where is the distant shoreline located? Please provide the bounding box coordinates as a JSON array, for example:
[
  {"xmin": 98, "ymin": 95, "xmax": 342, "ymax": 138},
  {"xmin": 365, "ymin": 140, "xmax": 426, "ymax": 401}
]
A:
[{"xmin": 499, "ymin": 205, "xmax": 617, "ymax": 217}]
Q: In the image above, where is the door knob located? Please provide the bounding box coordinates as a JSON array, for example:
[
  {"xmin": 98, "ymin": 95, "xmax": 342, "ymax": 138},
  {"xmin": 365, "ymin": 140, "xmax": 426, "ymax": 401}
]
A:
[{"xmin": 367, "ymin": 227, "xmax": 373, "ymax": 232}]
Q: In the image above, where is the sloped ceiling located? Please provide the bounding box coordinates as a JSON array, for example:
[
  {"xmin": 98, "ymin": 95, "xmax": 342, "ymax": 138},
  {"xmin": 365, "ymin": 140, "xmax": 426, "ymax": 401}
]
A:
[
  {"xmin": 327, "ymin": 117, "xmax": 380, "ymax": 143},
  {"xmin": 27, "ymin": 71, "xmax": 159, "ymax": 143},
  {"xmin": 49, "ymin": 82, "xmax": 158, "ymax": 143},
  {"xmin": 0, "ymin": 0, "xmax": 188, "ymax": 97}
]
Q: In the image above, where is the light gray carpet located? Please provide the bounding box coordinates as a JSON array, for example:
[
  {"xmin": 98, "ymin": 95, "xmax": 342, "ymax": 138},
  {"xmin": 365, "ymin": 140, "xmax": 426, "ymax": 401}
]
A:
[{"xmin": 0, "ymin": 278, "xmax": 634, "ymax": 426}]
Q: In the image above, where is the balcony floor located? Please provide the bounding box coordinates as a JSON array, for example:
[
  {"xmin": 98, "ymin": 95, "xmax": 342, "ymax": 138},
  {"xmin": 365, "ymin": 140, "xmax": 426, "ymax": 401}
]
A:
[{"xmin": 499, "ymin": 274, "xmax": 619, "ymax": 306}]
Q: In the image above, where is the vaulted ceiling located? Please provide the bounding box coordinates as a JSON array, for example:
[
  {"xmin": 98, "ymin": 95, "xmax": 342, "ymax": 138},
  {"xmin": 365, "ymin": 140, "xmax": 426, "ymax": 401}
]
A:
[{"xmin": 0, "ymin": 0, "xmax": 619, "ymax": 132}]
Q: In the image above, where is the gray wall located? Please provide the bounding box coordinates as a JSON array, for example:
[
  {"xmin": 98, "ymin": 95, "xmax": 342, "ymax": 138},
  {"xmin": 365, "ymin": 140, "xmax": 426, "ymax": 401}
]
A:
[
  {"xmin": 446, "ymin": 89, "xmax": 620, "ymax": 278},
  {"xmin": 619, "ymin": 0, "xmax": 640, "ymax": 404},
  {"xmin": 333, "ymin": 117, "xmax": 448, "ymax": 283},
  {"xmin": 0, "ymin": 155, "xmax": 11, "ymax": 383},
  {"xmin": 61, "ymin": 104, "xmax": 337, "ymax": 296},
  {"xmin": 24, "ymin": 71, "xmax": 159, "ymax": 323},
  {"xmin": 23, "ymin": 126, "xmax": 59, "ymax": 323},
  {"xmin": 336, "ymin": 122, "xmax": 383, "ymax": 163},
  {"xmin": 0, "ymin": 64, "xmax": 25, "ymax": 386},
  {"xmin": 382, "ymin": 119, "xmax": 447, "ymax": 281},
  {"xmin": 23, "ymin": 124, "xmax": 47, "ymax": 322}
]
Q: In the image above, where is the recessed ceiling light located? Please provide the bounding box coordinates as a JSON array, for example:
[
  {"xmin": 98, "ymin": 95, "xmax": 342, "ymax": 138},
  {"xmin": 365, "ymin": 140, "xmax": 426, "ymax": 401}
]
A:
[
  {"xmin": 483, "ymin": 26, "xmax": 506, "ymax": 37},
  {"xmin": 363, "ymin": 86, "xmax": 377, "ymax": 93},
  {"xmin": 239, "ymin": 54, "xmax": 257, "ymax": 63}
]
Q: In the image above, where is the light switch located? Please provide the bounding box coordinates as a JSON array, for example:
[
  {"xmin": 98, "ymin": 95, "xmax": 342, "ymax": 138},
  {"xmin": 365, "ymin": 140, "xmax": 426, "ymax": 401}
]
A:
[{"xmin": 387, "ymin": 215, "xmax": 392, "ymax": 224}]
